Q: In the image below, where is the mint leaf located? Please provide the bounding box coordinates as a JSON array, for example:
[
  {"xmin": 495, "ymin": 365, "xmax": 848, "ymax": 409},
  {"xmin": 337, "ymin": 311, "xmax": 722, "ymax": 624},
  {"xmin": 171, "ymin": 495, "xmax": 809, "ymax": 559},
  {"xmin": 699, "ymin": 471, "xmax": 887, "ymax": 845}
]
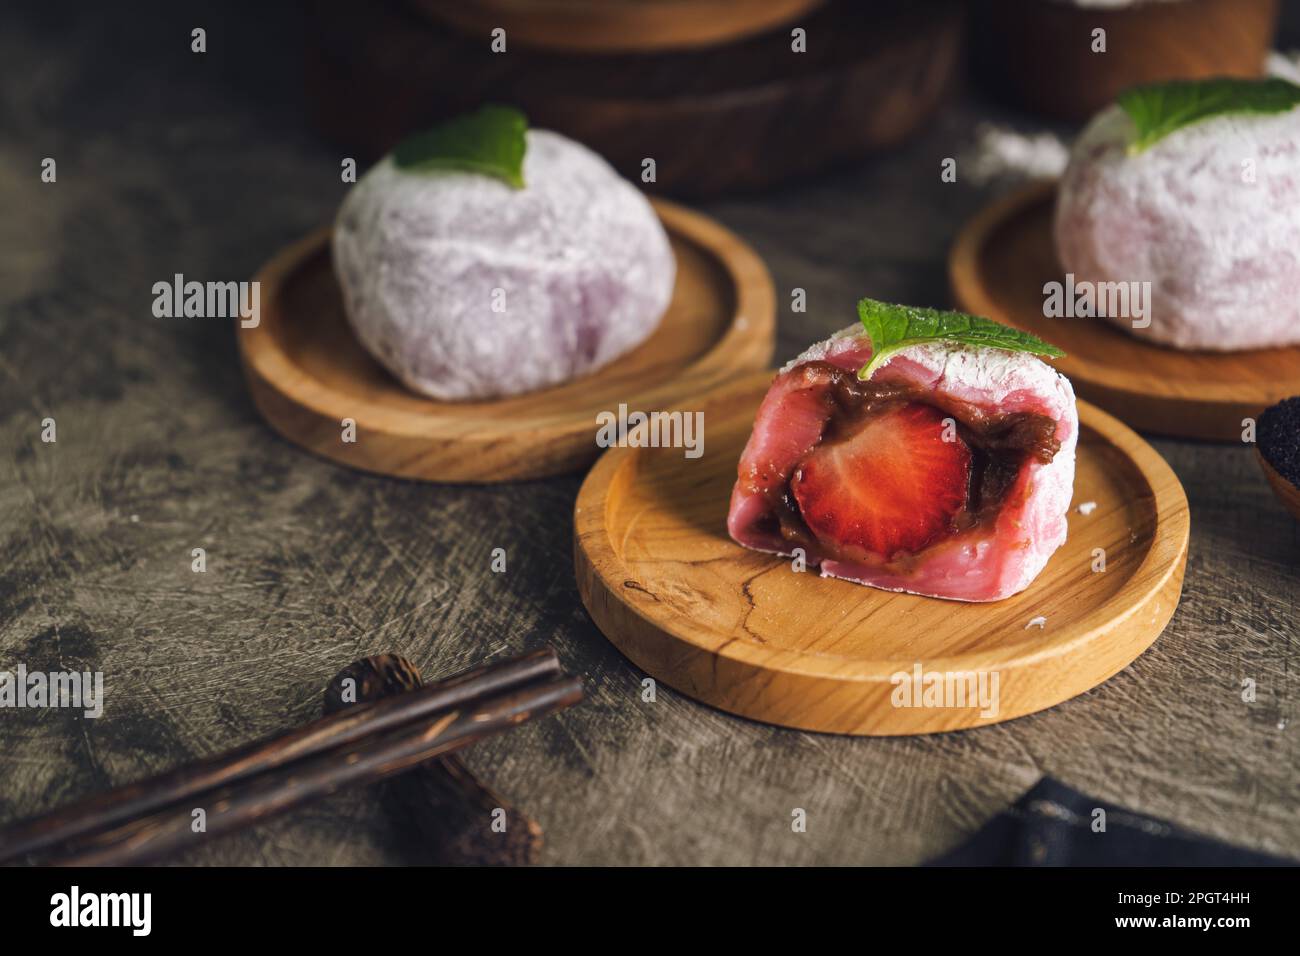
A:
[
  {"xmin": 1118, "ymin": 77, "xmax": 1300, "ymax": 153},
  {"xmin": 392, "ymin": 105, "xmax": 528, "ymax": 187},
  {"xmin": 856, "ymin": 299, "xmax": 1065, "ymax": 381}
]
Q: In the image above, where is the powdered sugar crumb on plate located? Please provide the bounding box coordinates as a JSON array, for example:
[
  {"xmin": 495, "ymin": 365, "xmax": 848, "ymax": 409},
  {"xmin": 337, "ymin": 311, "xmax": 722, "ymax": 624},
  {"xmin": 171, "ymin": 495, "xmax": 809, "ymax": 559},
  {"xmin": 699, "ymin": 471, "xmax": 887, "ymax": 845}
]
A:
[{"xmin": 958, "ymin": 123, "xmax": 1069, "ymax": 187}]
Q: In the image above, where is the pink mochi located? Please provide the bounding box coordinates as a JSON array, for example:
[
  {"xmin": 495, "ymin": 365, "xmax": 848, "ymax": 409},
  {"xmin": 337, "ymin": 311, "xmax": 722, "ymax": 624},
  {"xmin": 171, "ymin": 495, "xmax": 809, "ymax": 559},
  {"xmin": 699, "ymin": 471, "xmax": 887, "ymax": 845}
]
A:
[
  {"xmin": 1054, "ymin": 103, "xmax": 1300, "ymax": 351},
  {"xmin": 334, "ymin": 129, "xmax": 675, "ymax": 400},
  {"xmin": 727, "ymin": 326, "xmax": 1078, "ymax": 602}
]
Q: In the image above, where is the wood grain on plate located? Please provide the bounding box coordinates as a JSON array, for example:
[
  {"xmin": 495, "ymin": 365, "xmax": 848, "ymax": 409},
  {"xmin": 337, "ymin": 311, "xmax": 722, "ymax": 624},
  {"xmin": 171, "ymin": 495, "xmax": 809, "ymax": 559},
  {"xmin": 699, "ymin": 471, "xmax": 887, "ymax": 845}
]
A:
[
  {"xmin": 950, "ymin": 181, "xmax": 1300, "ymax": 442},
  {"xmin": 237, "ymin": 199, "xmax": 774, "ymax": 483},
  {"xmin": 574, "ymin": 371, "xmax": 1190, "ymax": 736},
  {"xmin": 408, "ymin": 0, "xmax": 825, "ymax": 53}
]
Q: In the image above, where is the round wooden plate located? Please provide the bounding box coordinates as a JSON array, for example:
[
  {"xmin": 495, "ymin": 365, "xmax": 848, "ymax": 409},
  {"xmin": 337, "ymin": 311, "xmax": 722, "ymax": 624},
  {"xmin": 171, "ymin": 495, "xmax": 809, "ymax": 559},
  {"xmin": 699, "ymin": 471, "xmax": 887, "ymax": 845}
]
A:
[
  {"xmin": 237, "ymin": 199, "xmax": 774, "ymax": 483},
  {"xmin": 970, "ymin": 0, "xmax": 1276, "ymax": 121},
  {"xmin": 950, "ymin": 181, "xmax": 1300, "ymax": 442},
  {"xmin": 408, "ymin": 0, "xmax": 826, "ymax": 53},
  {"xmin": 574, "ymin": 371, "xmax": 1189, "ymax": 735},
  {"xmin": 305, "ymin": 0, "xmax": 964, "ymax": 198}
]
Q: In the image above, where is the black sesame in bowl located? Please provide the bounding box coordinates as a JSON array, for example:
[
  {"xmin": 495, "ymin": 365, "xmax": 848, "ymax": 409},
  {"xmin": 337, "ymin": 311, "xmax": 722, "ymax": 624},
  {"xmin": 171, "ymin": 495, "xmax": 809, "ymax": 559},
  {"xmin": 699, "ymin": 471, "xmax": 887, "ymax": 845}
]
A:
[
  {"xmin": 1257, "ymin": 397, "xmax": 1300, "ymax": 521},
  {"xmin": 1259, "ymin": 397, "xmax": 1300, "ymax": 488}
]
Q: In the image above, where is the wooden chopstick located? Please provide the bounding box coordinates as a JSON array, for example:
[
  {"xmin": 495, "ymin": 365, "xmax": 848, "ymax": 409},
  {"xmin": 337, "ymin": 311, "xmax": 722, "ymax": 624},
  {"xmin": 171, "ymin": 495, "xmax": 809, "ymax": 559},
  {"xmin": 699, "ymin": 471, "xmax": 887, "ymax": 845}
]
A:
[
  {"xmin": 0, "ymin": 647, "xmax": 572, "ymax": 866},
  {"xmin": 323, "ymin": 654, "xmax": 546, "ymax": 865},
  {"xmin": 43, "ymin": 674, "xmax": 583, "ymax": 866}
]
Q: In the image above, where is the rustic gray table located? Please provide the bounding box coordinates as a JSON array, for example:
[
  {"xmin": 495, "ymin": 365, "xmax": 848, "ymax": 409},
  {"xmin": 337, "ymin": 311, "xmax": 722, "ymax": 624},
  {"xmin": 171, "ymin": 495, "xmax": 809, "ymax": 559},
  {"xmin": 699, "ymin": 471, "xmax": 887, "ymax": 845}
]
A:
[{"xmin": 0, "ymin": 2, "xmax": 1295, "ymax": 865}]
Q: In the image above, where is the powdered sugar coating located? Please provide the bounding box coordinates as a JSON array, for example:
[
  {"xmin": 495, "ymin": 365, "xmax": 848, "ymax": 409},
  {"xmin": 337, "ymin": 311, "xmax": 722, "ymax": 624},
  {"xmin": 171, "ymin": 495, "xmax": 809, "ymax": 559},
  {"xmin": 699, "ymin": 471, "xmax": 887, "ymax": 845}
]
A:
[
  {"xmin": 782, "ymin": 327, "xmax": 1076, "ymax": 418},
  {"xmin": 333, "ymin": 130, "xmax": 675, "ymax": 400},
  {"xmin": 1054, "ymin": 103, "xmax": 1300, "ymax": 351},
  {"xmin": 730, "ymin": 326, "xmax": 1077, "ymax": 602}
]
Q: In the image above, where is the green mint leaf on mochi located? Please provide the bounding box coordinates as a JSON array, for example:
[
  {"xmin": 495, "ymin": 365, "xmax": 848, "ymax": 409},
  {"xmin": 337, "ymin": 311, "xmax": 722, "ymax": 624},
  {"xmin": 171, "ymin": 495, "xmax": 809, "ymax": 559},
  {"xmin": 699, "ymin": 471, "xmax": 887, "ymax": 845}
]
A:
[
  {"xmin": 392, "ymin": 105, "xmax": 528, "ymax": 188},
  {"xmin": 1118, "ymin": 77, "xmax": 1300, "ymax": 154},
  {"xmin": 856, "ymin": 298, "xmax": 1065, "ymax": 382}
]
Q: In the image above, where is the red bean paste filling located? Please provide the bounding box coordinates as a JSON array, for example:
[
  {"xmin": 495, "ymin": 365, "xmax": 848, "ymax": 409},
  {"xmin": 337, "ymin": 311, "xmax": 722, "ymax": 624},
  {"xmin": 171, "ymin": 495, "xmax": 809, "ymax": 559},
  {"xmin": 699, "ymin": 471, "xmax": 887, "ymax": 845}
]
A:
[{"xmin": 751, "ymin": 362, "xmax": 1061, "ymax": 557}]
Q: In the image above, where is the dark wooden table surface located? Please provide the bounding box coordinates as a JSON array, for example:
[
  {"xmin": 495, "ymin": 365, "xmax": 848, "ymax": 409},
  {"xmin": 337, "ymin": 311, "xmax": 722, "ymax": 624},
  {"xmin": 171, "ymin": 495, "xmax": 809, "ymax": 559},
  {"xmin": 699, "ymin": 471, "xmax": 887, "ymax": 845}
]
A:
[{"xmin": 1, "ymin": 1, "xmax": 1296, "ymax": 865}]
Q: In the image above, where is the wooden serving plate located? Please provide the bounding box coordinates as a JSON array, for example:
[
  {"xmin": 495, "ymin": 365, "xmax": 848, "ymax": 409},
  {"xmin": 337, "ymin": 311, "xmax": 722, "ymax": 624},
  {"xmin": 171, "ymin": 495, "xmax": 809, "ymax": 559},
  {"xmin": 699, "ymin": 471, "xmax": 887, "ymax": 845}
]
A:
[
  {"xmin": 408, "ymin": 0, "xmax": 826, "ymax": 53},
  {"xmin": 237, "ymin": 199, "xmax": 774, "ymax": 483},
  {"xmin": 970, "ymin": 0, "xmax": 1277, "ymax": 121},
  {"xmin": 950, "ymin": 181, "xmax": 1300, "ymax": 442},
  {"xmin": 574, "ymin": 371, "xmax": 1189, "ymax": 735},
  {"xmin": 305, "ymin": 0, "xmax": 964, "ymax": 198}
]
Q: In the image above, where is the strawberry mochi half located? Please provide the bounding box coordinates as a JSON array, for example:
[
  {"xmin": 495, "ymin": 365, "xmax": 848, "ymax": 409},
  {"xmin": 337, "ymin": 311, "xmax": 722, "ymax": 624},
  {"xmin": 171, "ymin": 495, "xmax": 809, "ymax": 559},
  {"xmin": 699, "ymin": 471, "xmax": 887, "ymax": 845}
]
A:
[{"xmin": 727, "ymin": 326, "xmax": 1078, "ymax": 602}]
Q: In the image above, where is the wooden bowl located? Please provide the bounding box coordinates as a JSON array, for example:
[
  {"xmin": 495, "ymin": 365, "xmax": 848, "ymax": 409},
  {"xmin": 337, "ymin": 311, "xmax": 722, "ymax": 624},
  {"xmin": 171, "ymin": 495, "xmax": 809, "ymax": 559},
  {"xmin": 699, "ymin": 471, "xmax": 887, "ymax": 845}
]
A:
[
  {"xmin": 1256, "ymin": 398, "xmax": 1300, "ymax": 520},
  {"xmin": 574, "ymin": 371, "xmax": 1190, "ymax": 735},
  {"xmin": 406, "ymin": 0, "xmax": 827, "ymax": 53},
  {"xmin": 1257, "ymin": 452, "xmax": 1300, "ymax": 521},
  {"xmin": 238, "ymin": 199, "xmax": 774, "ymax": 483},
  {"xmin": 305, "ymin": 0, "xmax": 964, "ymax": 197},
  {"xmin": 970, "ymin": 0, "xmax": 1280, "ymax": 121},
  {"xmin": 949, "ymin": 181, "xmax": 1300, "ymax": 442}
]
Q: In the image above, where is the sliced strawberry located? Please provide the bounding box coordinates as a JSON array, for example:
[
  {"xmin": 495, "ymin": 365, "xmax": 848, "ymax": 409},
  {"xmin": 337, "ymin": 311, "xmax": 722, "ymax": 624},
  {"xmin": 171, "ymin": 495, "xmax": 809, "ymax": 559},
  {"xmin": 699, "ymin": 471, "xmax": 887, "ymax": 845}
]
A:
[{"xmin": 790, "ymin": 403, "xmax": 971, "ymax": 559}]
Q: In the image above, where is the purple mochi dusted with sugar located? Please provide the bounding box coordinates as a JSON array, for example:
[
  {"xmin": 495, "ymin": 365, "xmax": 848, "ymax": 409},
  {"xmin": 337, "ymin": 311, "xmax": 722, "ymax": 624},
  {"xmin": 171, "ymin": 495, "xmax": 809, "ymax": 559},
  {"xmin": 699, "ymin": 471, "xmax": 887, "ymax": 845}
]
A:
[
  {"xmin": 333, "ymin": 129, "xmax": 676, "ymax": 401},
  {"xmin": 1054, "ymin": 97, "xmax": 1300, "ymax": 351}
]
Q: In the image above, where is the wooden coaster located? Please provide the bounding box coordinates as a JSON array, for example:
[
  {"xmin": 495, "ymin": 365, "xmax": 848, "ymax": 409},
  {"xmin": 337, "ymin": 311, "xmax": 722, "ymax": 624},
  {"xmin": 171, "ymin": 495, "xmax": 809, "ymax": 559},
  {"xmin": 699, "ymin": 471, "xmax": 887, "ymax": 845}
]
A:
[
  {"xmin": 574, "ymin": 371, "xmax": 1189, "ymax": 736},
  {"xmin": 408, "ymin": 0, "xmax": 826, "ymax": 53},
  {"xmin": 237, "ymin": 199, "xmax": 774, "ymax": 482},
  {"xmin": 950, "ymin": 181, "xmax": 1300, "ymax": 442}
]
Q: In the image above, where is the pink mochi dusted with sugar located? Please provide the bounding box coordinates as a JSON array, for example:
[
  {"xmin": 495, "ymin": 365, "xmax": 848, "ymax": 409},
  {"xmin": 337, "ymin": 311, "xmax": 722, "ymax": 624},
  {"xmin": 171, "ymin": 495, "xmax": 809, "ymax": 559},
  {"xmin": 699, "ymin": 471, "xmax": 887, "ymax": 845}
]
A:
[
  {"xmin": 727, "ymin": 325, "xmax": 1077, "ymax": 602},
  {"xmin": 1054, "ymin": 101, "xmax": 1300, "ymax": 351},
  {"xmin": 333, "ymin": 129, "xmax": 675, "ymax": 400}
]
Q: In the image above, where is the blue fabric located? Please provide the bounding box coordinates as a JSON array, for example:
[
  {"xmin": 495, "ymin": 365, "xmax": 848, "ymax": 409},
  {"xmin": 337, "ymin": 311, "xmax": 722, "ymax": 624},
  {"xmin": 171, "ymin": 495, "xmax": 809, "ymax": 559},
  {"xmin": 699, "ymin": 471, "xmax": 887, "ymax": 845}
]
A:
[{"xmin": 927, "ymin": 778, "xmax": 1294, "ymax": 866}]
